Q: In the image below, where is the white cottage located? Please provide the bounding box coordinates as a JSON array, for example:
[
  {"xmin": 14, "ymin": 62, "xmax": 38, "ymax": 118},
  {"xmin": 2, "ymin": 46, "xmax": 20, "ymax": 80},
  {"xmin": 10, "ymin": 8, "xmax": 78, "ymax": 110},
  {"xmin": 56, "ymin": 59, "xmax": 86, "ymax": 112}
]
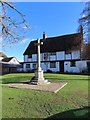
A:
[
  {"xmin": 23, "ymin": 29, "xmax": 90, "ymax": 73},
  {"xmin": 0, "ymin": 52, "xmax": 21, "ymax": 74}
]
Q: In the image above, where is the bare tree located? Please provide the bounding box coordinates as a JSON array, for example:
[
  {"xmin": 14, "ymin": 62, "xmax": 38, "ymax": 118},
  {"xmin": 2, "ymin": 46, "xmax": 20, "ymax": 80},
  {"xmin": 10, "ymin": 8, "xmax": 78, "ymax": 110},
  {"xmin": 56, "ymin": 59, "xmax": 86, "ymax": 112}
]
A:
[
  {"xmin": 78, "ymin": 1, "xmax": 90, "ymax": 43},
  {"xmin": 0, "ymin": 0, "xmax": 29, "ymax": 47}
]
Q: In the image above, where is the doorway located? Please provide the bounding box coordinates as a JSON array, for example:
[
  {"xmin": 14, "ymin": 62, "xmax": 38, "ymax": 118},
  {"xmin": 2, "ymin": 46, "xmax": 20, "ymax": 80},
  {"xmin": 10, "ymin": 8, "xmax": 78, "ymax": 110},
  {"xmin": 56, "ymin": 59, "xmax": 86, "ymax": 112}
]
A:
[{"xmin": 59, "ymin": 61, "xmax": 64, "ymax": 73}]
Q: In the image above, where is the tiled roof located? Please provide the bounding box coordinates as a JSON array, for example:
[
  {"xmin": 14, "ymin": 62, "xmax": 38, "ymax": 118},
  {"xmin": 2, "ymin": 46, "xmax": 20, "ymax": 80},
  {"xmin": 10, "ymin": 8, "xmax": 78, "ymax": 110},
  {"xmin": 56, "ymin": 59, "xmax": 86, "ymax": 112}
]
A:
[
  {"xmin": 2, "ymin": 57, "xmax": 14, "ymax": 62},
  {"xmin": 23, "ymin": 32, "xmax": 82, "ymax": 55}
]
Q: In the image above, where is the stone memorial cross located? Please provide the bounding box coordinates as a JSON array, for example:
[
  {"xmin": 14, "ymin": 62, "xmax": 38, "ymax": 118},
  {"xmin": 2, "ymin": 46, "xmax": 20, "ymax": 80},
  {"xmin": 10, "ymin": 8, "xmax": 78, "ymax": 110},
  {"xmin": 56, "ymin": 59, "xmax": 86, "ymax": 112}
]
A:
[{"xmin": 30, "ymin": 38, "xmax": 49, "ymax": 85}]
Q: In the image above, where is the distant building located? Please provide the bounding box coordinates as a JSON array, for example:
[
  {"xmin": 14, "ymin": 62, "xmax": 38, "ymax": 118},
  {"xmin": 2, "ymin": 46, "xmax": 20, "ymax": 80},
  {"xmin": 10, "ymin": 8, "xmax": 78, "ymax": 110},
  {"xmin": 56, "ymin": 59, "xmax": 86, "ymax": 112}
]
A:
[
  {"xmin": 0, "ymin": 52, "xmax": 7, "ymax": 60},
  {"xmin": 23, "ymin": 29, "xmax": 90, "ymax": 73},
  {"xmin": 0, "ymin": 52, "xmax": 21, "ymax": 74}
]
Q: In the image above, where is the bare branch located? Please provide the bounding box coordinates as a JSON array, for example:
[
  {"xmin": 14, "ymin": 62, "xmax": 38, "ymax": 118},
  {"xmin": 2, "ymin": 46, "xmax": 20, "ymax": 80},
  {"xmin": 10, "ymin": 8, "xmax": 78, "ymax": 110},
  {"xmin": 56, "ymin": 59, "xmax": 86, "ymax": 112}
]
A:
[
  {"xmin": 0, "ymin": 0, "xmax": 30, "ymax": 47},
  {"xmin": 78, "ymin": 1, "xmax": 90, "ymax": 43}
]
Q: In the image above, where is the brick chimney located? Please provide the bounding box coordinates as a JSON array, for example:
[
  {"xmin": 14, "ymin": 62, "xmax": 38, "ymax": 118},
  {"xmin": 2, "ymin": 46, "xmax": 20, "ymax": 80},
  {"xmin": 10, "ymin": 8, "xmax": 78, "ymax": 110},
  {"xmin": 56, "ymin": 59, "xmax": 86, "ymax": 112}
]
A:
[{"xmin": 43, "ymin": 32, "xmax": 47, "ymax": 40}]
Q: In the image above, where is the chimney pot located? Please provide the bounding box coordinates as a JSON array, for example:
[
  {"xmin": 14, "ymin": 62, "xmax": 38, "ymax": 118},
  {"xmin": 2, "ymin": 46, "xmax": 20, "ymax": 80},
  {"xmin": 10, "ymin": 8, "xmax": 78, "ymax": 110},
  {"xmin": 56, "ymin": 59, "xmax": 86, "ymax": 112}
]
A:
[{"xmin": 43, "ymin": 32, "xmax": 47, "ymax": 40}]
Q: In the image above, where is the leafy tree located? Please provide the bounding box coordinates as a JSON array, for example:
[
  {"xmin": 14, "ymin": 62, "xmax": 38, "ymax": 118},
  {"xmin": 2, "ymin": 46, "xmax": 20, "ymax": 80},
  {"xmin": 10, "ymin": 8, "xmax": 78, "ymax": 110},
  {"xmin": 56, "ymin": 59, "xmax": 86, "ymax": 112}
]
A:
[{"xmin": 0, "ymin": 0, "xmax": 29, "ymax": 47}]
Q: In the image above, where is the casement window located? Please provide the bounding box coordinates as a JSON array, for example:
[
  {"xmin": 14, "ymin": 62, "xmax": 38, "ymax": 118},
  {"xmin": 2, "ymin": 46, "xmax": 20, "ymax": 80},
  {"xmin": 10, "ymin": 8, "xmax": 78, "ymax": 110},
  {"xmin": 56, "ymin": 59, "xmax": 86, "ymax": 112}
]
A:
[
  {"xmin": 50, "ymin": 52, "xmax": 56, "ymax": 56},
  {"xmin": 28, "ymin": 55, "xmax": 32, "ymax": 58},
  {"xmin": 33, "ymin": 63, "xmax": 37, "ymax": 69},
  {"xmin": 70, "ymin": 61, "xmax": 76, "ymax": 67},
  {"xmin": 50, "ymin": 62, "xmax": 56, "ymax": 68},
  {"xmin": 26, "ymin": 64, "xmax": 30, "ymax": 68},
  {"xmin": 44, "ymin": 53, "xmax": 48, "ymax": 60}
]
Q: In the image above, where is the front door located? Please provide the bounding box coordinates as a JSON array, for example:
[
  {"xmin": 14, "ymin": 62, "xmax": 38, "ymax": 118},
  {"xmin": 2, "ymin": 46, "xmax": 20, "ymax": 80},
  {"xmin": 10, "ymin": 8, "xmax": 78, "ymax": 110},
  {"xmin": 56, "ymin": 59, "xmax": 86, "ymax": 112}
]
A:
[{"xmin": 59, "ymin": 61, "xmax": 64, "ymax": 73}]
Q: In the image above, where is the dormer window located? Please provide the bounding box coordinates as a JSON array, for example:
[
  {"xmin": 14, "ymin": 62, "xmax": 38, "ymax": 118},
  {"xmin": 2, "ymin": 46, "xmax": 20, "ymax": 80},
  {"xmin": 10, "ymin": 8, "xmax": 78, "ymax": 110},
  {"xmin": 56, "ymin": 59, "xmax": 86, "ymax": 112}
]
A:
[{"xmin": 28, "ymin": 55, "xmax": 32, "ymax": 58}]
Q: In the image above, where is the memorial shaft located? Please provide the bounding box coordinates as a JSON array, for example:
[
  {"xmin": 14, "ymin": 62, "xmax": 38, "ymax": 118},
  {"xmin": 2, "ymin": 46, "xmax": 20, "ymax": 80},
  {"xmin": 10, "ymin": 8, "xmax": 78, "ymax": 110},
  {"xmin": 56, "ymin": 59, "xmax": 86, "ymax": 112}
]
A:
[{"xmin": 37, "ymin": 39, "xmax": 41, "ymax": 71}]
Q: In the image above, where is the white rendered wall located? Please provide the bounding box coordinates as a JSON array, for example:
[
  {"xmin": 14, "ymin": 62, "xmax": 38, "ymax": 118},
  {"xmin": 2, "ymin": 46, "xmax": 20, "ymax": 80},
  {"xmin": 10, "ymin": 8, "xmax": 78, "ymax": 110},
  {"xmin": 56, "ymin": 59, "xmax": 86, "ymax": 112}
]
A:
[
  {"xmin": 9, "ymin": 58, "xmax": 20, "ymax": 64},
  {"xmin": 0, "ymin": 57, "xmax": 4, "ymax": 61},
  {"xmin": 49, "ymin": 55, "xmax": 56, "ymax": 61},
  {"xmin": 24, "ymin": 50, "xmax": 80, "ymax": 62},
  {"xmin": 64, "ymin": 61, "xmax": 80, "ymax": 73},
  {"xmin": 40, "ymin": 62, "xmax": 60, "ymax": 72},
  {"xmin": 64, "ymin": 61, "xmax": 87, "ymax": 73},
  {"xmin": 41, "ymin": 62, "xmax": 48, "ymax": 72},
  {"xmin": 65, "ymin": 50, "xmax": 80, "ymax": 60},
  {"xmin": 72, "ymin": 50, "xmax": 80, "ymax": 59},
  {"xmin": 41, "ymin": 54, "xmax": 43, "ymax": 61},
  {"xmin": 32, "ymin": 54, "xmax": 37, "ymax": 61},
  {"xmin": 46, "ymin": 62, "xmax": 59, "ymax": 72},
  {"xmin": 76, "ymin": 61, "xmax": 87, "ymax": 72},
  {"xmin": 24, "ymin": 55, "xmax": 28, "ymax": 62},
  {"xmin": 57, "ymin": 52, "xmax": 65, "ymax": 60},
  {"xmin": 23, "ymin": 63, "xmax": 26, "ymax": 72},
  {"xmin": 24, "ymin": 54, "xmax": 36, "ymax": 62},
  {"xmin": 27, "ymin": 58, "xmax": 32, "ymax": 62},
  {"xmin": 65, "ymin": 54, "xmax": 71, "ymax": 60},
  {"xmin": 23, "ymin": 63, "xmax": 31, "ymax": 72}
]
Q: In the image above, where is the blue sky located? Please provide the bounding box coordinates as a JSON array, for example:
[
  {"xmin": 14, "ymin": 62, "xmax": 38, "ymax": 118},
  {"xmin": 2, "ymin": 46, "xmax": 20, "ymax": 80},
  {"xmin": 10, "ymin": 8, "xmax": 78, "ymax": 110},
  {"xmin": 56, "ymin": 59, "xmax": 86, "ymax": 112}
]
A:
[{"xmin": 2, "ymin": 2, "xmax": 85, "ymax": 61}]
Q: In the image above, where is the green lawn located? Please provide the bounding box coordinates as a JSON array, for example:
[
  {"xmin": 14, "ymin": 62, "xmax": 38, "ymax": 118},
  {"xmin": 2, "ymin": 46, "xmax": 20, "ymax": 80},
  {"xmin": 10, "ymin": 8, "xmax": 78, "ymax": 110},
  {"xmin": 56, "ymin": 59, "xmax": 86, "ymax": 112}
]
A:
[{"xmin": 1, "ymin": 73, "xmax": 89, "ymax": 119}]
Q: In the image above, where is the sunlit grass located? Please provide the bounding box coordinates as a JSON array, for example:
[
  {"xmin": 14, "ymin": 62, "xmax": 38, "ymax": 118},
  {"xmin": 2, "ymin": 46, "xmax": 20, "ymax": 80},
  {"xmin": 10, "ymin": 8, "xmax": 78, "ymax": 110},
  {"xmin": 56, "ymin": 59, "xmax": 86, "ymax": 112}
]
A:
[{"xmin": 2, "ymin": 73, "xmax": 89, "ymax": 119}]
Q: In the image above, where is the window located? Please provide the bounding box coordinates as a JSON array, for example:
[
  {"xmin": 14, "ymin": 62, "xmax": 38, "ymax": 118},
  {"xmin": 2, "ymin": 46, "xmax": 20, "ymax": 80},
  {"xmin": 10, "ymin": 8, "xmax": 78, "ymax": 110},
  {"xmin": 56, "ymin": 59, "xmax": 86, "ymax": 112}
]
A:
[
  {"xmin": 33, "ymin": 63, "xmax": 37, "ymax": 69},
  {"xmin": 70, "ymin": 61, "xmax": 76, "ymax": 67},
  {"xmin": 50, "ymin": 52, "xmax": 56, "ymax": 56},
  {"xmin": 26, "ymin": 64, "xmax": 30, "ymax": 68},
  {"xmin": 44, "ymin": 53, "xmax": 48, "ymax": 60},
  {"xmin": 28, "ymin": 55, "xmax": 32, "ymax": 58},
  {"xmin": 13, "ymin": 59, "xmax": 16, "ymax": 62},
  {"xmin": 50, "ymin": 62, "xmax": 56, "ymax": 68}
]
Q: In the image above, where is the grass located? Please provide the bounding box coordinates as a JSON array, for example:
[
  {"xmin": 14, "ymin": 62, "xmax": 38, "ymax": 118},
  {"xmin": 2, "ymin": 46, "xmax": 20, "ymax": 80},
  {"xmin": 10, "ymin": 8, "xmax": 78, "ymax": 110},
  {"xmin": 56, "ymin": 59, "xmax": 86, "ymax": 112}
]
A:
[{"xmin": 1, "ymin": 73, "xmax": 89, "ymax": 119}]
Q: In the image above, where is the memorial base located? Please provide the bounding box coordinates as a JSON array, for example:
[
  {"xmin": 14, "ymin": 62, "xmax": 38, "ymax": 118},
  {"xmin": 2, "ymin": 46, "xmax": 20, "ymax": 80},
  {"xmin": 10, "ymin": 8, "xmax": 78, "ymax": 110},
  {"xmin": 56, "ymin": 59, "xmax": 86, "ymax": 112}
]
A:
[{"xmin": 30, "ymin": 68, "xmax": 50, "ymax": 85}]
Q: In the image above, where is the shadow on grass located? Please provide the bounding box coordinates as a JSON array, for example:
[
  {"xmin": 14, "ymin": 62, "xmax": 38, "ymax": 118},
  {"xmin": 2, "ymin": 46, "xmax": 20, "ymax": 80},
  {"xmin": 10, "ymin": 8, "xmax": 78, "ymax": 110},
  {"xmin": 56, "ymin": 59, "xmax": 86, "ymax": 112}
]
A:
[
  {"xmin": 2, "ymin": 77, "xmax": 89, "ymax": 84},
  {"xmin": 2, "ymin": 107, "xmax": 90, "ymax": 120},
  {"xmin": 44, "ymin": 106, "xmax": 90, "ymax": 120},
  {"xmin": 2, "ymin": 77, "xmax": 32, "ymax": 84}
]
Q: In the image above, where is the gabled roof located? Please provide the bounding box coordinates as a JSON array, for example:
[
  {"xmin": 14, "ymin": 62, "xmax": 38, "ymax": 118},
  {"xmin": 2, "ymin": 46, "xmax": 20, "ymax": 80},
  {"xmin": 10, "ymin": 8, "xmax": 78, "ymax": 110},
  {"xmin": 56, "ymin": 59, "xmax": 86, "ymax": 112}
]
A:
[
  {"xmin": 23, "ymin": 32, "xmax": 82, "ymax": 55},
  {"xmin": 0, "ymin": 52, "xmax": 7, "ymax": 58},
  {"xmin": 2, "ymin": 57, "xmax": 14, "ymax": 62}
]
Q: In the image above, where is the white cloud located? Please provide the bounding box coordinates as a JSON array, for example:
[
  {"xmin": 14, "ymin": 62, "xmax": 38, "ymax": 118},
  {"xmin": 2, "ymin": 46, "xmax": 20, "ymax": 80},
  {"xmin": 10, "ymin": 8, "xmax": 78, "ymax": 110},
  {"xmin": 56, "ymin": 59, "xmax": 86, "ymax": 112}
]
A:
[
  {"xmin": 20, "ymin": 38, "xmax": 36, "ymax": 45},
  {"xmin": 20, "ymin": 38, "xmax": 29, "ymax": 44},
  {"xmin": 23, "ymin": 26, "xmax": 28, "ymax": 29}
]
